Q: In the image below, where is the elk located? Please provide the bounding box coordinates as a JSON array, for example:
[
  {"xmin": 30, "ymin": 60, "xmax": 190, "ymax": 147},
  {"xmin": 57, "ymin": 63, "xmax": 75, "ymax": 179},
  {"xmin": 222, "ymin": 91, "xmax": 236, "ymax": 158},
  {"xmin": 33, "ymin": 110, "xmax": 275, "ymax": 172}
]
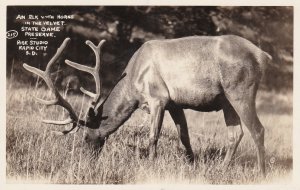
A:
[{"xmin": 23, "ymin": 35, "xmax": 272, "ymax": 176}]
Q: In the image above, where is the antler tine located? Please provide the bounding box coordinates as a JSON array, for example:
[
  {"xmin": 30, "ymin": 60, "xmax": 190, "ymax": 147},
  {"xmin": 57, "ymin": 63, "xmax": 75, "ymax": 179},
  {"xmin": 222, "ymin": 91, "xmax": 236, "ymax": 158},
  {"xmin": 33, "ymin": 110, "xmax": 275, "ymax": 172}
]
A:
[
  {"xmin": 23, "ymin": 38, "xmax": 71, "ymax": 95},
  {"xmin": 43, "ymin": 118, "xmax": 73, "ymax": 125},
  {"xmin": 23, "ymin": 38, "xmax": 79, "ymax": 129},
  {"xmin": 51, "ymin": 123, "xmax": 80, "ymax": 135},
  {"xmin": 65, "ymin": 39, "xmax": 106, "ymax": 101},
  {"xmin": 86, "ymin": 39, "xmax": 106, "ymax": 72},
  {"xmin": 45, "ymin": 38, "xmax": 71, "ymax": 74}
]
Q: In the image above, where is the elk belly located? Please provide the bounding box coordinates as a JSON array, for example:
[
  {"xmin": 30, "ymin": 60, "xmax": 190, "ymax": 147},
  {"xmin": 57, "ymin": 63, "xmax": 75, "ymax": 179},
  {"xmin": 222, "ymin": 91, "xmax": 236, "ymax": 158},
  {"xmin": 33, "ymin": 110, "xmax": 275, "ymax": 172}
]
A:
[{"xmin": 169, "ymin": 86, "xmax": 223, "ymax": 112}]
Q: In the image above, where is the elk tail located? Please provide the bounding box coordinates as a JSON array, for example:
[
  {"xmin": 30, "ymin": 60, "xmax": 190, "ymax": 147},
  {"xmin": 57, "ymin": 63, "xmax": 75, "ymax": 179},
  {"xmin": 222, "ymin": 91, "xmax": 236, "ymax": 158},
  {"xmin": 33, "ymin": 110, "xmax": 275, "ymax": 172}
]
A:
[
  {"xmin": 256, "ymin": 50, "xmax": 273, "ymax": 82},
  {"xmin": 257, "ymin": 51, "xmax": 272, "ymax": 65}
]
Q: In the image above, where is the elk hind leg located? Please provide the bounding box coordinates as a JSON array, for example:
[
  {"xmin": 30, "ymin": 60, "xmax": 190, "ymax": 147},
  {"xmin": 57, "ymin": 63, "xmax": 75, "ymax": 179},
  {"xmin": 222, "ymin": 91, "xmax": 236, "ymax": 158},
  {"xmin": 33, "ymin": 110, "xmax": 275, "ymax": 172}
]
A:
[
  {"xmin": 227, "ymin": 96, "xmax": 266, "ymax": 176},
  {"xmin": 222, "ymin": 101, "xmax": 243, "ymax": 168}
]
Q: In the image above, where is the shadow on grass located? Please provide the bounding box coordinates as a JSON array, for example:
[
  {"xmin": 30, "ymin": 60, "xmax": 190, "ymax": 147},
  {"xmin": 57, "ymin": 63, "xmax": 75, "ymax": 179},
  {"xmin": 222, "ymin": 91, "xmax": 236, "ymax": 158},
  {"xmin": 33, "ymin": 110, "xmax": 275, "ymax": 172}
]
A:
[
  {"xmin": 239, "ymin": 154, "xmax": 292, "ymax": 169},
  {"xmin": 127, "ymin": 144, "xmax": 149, "ymax": 159},
  {"xmin": 126, "ymin": 142, "xmax": 228, "ymax": 165}
]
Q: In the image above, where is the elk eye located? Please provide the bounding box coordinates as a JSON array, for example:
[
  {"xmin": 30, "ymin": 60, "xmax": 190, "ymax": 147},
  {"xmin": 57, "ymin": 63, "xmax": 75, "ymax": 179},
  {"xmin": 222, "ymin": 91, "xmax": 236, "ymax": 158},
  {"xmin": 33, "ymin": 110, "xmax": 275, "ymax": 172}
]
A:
[{"xmin": 79, "ymin": 120, "xmax": 85, "ymax": 126}]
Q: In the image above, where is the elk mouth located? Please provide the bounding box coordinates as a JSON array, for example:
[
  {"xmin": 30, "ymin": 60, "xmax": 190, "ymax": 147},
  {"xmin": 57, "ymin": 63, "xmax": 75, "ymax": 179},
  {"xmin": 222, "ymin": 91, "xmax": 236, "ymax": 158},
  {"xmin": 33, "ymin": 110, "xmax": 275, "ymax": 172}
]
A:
[{"xmin": 84, "ymin": 134, "xmax": 106, "ymax": 156}]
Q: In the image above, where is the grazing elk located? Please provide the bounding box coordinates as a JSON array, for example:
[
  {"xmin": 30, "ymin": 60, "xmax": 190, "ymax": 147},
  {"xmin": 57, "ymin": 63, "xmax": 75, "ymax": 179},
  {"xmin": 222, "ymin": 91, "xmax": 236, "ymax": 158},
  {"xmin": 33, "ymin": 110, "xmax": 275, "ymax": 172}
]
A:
[{"xmin": 23, "ymin": 35, "xmax": 272, "ymax": 175}]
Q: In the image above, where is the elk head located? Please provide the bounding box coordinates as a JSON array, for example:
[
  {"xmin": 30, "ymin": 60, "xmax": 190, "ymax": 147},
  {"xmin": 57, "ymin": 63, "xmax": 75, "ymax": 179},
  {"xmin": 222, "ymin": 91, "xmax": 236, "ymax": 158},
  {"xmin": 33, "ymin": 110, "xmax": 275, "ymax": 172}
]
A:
[{"xmin": 23, "ymin": 37, "xmax": 125, "ymax": 151}]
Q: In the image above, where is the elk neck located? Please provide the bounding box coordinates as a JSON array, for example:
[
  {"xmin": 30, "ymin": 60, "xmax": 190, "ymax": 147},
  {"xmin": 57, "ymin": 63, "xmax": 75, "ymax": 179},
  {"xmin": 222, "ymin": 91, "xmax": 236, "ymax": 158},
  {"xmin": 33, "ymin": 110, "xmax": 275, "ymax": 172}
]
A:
[{"xmin": 97, "ymin": 75, "xmax": 138, "ymax": 137}]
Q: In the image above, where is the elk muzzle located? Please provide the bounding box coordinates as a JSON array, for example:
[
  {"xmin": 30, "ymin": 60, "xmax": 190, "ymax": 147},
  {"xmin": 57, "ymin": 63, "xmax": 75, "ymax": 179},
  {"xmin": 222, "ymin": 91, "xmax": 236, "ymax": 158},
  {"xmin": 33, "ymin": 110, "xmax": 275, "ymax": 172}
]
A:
[{"xmin": 84, "ymin": 128, "xmax": 106, "ymax": 153}]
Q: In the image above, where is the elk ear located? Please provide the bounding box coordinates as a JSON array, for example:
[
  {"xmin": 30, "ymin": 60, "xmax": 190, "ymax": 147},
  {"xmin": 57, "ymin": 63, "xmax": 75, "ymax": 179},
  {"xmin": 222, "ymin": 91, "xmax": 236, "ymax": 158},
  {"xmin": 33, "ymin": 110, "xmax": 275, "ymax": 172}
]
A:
[{"xmin": 88, "ymin": 107, "xmax": 96, "ymax": 117}]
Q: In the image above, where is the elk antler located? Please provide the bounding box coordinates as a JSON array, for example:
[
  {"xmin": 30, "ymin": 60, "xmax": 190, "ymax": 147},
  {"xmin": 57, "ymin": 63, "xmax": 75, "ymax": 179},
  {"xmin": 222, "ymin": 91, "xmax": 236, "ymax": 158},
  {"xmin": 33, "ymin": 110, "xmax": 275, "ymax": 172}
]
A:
[
  {"xmin": 65, "ymin": 40, "xmax": 105, "ymax": 102},
  {"xmin": 23, "ymin": 38, "xmax": 82, "ymax": 135}
]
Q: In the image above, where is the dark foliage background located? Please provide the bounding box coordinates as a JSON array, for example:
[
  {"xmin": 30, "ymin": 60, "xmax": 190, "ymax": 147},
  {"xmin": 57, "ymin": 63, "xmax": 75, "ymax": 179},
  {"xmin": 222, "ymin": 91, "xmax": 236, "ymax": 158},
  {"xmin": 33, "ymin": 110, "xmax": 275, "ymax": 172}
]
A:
[{"xmin": 7, "ymin": 6, "xmax": 293, "ymax": 92}]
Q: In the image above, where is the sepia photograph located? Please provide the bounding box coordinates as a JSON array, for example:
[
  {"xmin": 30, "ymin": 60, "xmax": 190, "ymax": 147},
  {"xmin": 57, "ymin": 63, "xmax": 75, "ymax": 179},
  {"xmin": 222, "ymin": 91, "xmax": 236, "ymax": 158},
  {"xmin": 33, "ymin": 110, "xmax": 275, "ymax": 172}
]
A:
[{"xmin": 5, "ymin": 3, "xmax": 294, "ymax": 186}]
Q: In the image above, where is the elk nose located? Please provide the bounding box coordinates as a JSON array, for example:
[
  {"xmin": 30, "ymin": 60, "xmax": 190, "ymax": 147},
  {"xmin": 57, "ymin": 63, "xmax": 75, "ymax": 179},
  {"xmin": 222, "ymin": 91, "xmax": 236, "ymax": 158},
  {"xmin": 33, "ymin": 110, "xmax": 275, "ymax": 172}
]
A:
[{"xmin": 84, "ymin": 134, "xmax": 89, "ymax": 142}]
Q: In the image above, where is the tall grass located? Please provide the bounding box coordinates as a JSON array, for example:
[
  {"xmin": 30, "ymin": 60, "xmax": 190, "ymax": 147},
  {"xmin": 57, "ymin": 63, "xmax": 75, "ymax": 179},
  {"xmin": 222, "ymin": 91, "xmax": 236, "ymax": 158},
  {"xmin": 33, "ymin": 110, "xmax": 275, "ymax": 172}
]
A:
[{"xmin": 6, "ymin": 78, "xmax": 293, "ymax": 184}]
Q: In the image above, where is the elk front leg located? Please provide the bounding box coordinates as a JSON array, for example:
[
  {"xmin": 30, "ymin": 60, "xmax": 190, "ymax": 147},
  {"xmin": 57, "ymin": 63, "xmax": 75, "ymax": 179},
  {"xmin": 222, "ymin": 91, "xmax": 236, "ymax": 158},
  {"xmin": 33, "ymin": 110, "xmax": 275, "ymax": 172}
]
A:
[
  {"xmin": 169, "ymin": 107, "xmax": 194, "ymax": 162},
  {"xmin": 148, "ymin": 100, "xmax": 165, "ymax": 160}
]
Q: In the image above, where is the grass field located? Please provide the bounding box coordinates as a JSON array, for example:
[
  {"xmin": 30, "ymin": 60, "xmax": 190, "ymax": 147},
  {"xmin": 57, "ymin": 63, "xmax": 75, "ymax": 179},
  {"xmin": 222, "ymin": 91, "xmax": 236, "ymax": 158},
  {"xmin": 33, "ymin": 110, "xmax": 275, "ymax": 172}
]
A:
[{"xmin": 6, "ymin": 79, "xmax": 293, "ymax": 184}]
